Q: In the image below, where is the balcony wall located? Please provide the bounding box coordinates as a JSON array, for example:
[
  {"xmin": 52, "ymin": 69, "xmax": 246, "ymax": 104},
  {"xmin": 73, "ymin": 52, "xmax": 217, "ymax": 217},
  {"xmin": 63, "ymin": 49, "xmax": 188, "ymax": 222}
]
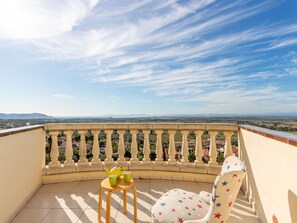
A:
[
  {"xmin": 239, "ymin": 125, "xmax": 297, "ymax": 223},
  {"xmin": 0, "ymin": 126, "xmax": 45, "ymax": 223}
]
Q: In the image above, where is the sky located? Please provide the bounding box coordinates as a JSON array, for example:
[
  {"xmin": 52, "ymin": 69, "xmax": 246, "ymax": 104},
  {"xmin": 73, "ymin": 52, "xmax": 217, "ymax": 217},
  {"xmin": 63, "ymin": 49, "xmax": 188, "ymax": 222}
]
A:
[{"xmin": 0, "ymin": 0, "xmax": 297, "ymax": 117}]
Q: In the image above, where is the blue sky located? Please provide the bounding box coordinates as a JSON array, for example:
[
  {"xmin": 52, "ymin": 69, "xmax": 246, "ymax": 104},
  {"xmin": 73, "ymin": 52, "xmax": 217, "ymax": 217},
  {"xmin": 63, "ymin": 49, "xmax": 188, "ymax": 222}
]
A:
[{"xmin": 0, "ymin": 0, "xmax": 297, "ymax": 116}]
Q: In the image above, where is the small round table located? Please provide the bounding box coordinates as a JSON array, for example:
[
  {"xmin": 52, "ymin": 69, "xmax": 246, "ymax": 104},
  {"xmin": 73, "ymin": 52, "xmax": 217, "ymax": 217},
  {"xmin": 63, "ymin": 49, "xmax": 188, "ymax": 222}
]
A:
[{"xmin": 98, "ymin": 177, "xmax": 137, "ymax": 223}]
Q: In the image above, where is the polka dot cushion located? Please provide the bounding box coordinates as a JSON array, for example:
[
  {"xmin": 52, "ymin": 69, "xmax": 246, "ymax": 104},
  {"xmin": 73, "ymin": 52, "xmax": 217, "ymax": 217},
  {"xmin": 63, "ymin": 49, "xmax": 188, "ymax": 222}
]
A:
[
  {"xmin": 152, "ymin": 156, "xmax": 246, "ymax": 223},
  {"xmin": 152, "ymin": 189, "xmax": 209, "ymax": 223}
]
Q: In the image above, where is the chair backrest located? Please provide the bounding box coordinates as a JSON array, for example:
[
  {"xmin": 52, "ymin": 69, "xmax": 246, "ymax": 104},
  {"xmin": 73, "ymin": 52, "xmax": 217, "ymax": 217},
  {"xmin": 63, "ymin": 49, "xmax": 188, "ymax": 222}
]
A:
[{"xmin": 205, "ymin": 156, "xmax": 246, "ymax": 223}]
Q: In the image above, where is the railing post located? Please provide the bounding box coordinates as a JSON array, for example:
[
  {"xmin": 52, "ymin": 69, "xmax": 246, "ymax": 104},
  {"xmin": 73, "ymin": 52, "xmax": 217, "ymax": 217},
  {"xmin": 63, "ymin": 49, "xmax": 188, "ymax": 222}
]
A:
[
  {"xmin": 78, "ymin": 131, "xmax": 88, "ymax": 165},
  {"xmin": 142, "ymin": 130, "xmax": 151, "ymax": 163},
  {"xmin": 168, "ymin": 130, "xmax": 176, "ymax": 164},
  {"xmin": 130, "ymin": 130, "xmax": 139, "ymax": 163},
  {"xmin": 42, "ymin": 129, "xmax": 46, "ymax": 168},
  {"xmin": 117, "ymin": 130, "xmax": 126, "ymax": 162},
  {"xmin": 49, "ymin": 131, "xmax": 60, "ymax": 167},
  {"xmin": 181, "ymin": 130, "xmax": 189, "ymax": 164},
  {"xmin": 91, "ymin": 130, "xmax": 101, "ymax": 165},
  {"xmin": 64, "ymin": 131, "xmax": 74, "ymax": 167},
  {"xmin": 104, "ymin": 130, "xmax": 114, "ymax": 164},
  {"xmin": 155, "ymin": 130, "xmax": 163, "ymax": 163},
  {"xmin": 194, "ymin": 130, "xmax": 204, "ymax": 166},
  {"xmin": 224, "ymin": 131, "xmax": 234, "ymax": 158},
  {"xmin": 208, "ymin": 131, "xmax": 219, "ymax": 166},
  {"xmin": 238, "ymin": 128, "xmax": 242, "ymax": 160}
]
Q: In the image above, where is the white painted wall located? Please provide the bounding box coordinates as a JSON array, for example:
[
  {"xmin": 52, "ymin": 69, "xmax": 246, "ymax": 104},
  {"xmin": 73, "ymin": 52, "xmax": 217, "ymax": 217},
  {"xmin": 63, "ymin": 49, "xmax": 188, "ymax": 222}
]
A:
[
  {"xmin": 239, "ymin": 128, "xmax": 297, "ymax": 223},
  {"xmin": 0, "ymin": 127, "xmax": 45, "ymax": 222}
]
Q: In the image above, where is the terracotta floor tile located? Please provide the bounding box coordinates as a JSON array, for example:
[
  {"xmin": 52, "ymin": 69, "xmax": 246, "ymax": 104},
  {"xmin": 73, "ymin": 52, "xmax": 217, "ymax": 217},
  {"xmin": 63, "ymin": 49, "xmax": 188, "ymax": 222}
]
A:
[{"xmin": 14, "ymin": 179, "xmax": 259, "ymax": 223}]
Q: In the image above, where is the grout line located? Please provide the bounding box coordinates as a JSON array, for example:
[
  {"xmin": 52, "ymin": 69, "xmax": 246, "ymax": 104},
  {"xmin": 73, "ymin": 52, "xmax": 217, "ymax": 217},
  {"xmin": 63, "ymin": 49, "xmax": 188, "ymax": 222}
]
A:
[
  {"xmin": 75, "ymin": 206, "xmax": 89, "ymax": 223},
  {"xmin": 38, "ymin": 209, "xmax": 54, "ymax": 223}
]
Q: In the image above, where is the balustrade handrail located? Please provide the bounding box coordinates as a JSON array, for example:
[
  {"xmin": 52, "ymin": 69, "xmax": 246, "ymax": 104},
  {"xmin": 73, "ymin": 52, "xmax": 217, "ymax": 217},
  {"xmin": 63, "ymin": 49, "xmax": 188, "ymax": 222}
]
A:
[{"xmin": 44, "ymin": 123, "xmax": 239, "ymax": 131}]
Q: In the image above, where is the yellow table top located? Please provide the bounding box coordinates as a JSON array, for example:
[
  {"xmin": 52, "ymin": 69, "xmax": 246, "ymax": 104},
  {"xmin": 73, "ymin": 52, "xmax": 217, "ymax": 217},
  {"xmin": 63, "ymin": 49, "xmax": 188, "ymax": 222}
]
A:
[{"xmin": 101, "ymin": 177, "xmax": 134, "ymax": 191}]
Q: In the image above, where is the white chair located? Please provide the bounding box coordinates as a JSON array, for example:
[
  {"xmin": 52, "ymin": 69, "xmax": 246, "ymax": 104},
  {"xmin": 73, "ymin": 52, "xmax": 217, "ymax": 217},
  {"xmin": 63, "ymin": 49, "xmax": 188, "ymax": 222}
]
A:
[{"xmin": 151, "ymin": 156, "xmax": 246, "ymax": 223}]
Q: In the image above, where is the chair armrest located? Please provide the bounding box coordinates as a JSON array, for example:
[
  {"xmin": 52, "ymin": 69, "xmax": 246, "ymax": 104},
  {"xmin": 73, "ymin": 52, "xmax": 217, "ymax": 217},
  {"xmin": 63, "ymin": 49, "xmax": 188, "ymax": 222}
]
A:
[{"xmin": 199, "ymin": 191, "xmax": 212, "ymax": 205}]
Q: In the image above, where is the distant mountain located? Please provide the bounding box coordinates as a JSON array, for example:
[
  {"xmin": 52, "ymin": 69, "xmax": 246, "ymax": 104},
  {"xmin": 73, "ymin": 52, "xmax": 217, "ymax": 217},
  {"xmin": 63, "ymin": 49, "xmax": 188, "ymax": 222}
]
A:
[
  {"xmin": 55, "ymin": 114, "xmax": 154, "ymax": 119},
  {"xmin": 102, "ymin": 114, "xmax": 153, "ymax": 118},
  {"xmin": 0, "ymin": 113, "xmax": 53, "ymax": 119},
  {"xmin": 55, "ymin": 113, "xmax": 297, "ymax": 119}
]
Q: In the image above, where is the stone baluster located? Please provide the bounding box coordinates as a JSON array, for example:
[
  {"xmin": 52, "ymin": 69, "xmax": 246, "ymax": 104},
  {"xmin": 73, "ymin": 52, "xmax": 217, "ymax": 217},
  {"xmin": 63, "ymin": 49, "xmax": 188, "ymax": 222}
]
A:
[
  {"xmin": 78, "ymin": 131, "xmax": 88, "ymax": 165},
  {"xmin": 91, "ymin": 130, "xmax": 101, "ymax": 165},
  {"xmin": 130, "ymin": 130, "xmax": 139, "ymax": 163},
  {"xmin": 167, "ymin": 130, "xmax": 176, "ymax": 164},
  {"xmin": 104, "ymin": 130, "xmax": 114, "ymax": 164},
  {"xmin": 142, "ymin": 130, "xmax": 151, "ymax": 163},
  {"xmin": 155, "ymin": 130, "xmax": 163, "ymax": 163},
  {"xmin": 49, "ymin": 131, "xmax": 60, "ymax": 167},
  {"xmin": 194, "ymin": 130, "xmax": 204, "ymax": 166},
  {"xmin": 181, "ymin": 130, "xmax": 189, "ymax": 164},
  {"xmin": 224, "ymin": 131, "xmax": 234, "ymax": 158},
  {"xmin": 117, "ymin": 130, "xmax": 126, "ymax": 162},
  {"xmin": 208, "ymin": 131, "xmax": 219, "ymax": 166},
  {"xmin": 64, "ymin": 131, "xmax": 74, "ymax": 167}
]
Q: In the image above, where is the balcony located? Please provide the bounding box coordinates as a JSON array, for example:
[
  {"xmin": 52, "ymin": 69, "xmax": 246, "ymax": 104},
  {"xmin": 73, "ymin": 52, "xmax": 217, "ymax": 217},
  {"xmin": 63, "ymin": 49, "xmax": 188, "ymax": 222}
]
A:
[{"xmin": 0, "ymin": 123, "xmax": 296, "ymax": 223}]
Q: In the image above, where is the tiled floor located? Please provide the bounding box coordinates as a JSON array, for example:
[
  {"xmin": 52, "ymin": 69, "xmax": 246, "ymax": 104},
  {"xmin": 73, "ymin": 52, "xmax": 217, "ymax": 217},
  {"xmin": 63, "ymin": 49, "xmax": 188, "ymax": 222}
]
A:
[{"xmin": 12, "ymin": 179, "xmax": 259, "ymax": 223}]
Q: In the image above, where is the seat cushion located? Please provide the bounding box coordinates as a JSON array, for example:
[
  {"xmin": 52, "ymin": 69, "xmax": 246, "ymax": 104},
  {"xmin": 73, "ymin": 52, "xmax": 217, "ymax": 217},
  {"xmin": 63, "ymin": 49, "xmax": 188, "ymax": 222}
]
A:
[
  {"xmin": 199, "ymin": 191, "xmax": 211, "ymax": 204},
  {"xmin": 152, "ymin": 189, "xmax": 209, "ymax": 223}
]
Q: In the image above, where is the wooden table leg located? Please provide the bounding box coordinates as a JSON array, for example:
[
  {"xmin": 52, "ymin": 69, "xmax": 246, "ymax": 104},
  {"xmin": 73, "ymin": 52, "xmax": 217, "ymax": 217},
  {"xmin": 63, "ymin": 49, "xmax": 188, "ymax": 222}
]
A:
[
  {"xmin": 106, "ymin": 191, "xmax": 112, "ymax": 223},
  {"xmin": 123, "ymin": 190, "xmax": 127, "ymax": 214},
  {"xmin": 133, "ymin": 185, "xmax": 137, "ymax": 223},
  {"xmin": 98, "ymin": 185, "xmax": 103, "ymax": 223}
]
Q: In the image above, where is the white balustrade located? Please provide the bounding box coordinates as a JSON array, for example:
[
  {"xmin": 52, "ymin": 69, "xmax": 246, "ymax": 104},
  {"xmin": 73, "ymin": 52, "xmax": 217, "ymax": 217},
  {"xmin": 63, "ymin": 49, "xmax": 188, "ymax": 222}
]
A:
[
  {"xmin": 48, "ymin": 131, "xmax": 60, "ymax": 167},
  {"xmin": 117, "ymin": 130, "xmax": 126, "ymax": 162},
  {"xmin": 130, "ymin": 130, "xmax": 139, "ymax": 163},
  {"xmin": 44, "ymin": 124, "xmax": 238, "ymax": 174},
  {"xmin": 181, "ymin": 130, "xmax": 189, "ymax": 164},
  {"xmin": 224, "ymin": 131, "xmax": 234, "ymax": 158},
  {"xmin": 194, "ymin": 130, "xmax": 204, "ymax": 166},
  {"xmin": 91, "ymin": 130, "xmax": 101, "ymax": 165},
  {"xmin": 104, "ymin": 130, "xmax": 114, "ymax": 164},
  {"xmin": 142, "ymin": 130, "xmax": 151, "ymax": 163},
  {"xmin": 78, "ymin": 131, "xmax": 88, "ymax": 165},
  {"xmin": 208, "ymin": 131, "xmax": 219, "ymax": 166},
  {"xmin": 155, "ymin": 130, "xmax": 163, "ymax": 163},
  {"xmin": 64, "ymin": 131, "xmax": 74, "ymax": 167},
  {"xmin": 167, "ymin": 130, "xmax": 176, "ymax": 164}
]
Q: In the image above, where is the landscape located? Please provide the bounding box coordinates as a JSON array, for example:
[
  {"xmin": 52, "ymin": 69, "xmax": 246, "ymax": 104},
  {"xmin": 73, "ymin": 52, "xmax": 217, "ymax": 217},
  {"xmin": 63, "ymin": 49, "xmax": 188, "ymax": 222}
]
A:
[
  {"xmin": 1, "ymin": 113, "xmax": 296, "ymax": 166},
  {"xmin": 1, "ymin": 113, "xmax": 297, "ymax": 133}
]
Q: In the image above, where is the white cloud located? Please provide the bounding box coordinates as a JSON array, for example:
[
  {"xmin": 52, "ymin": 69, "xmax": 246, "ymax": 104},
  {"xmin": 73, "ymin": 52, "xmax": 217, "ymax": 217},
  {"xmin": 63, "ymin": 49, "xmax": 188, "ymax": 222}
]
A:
[
  {"xmin": 0, "ymin": 0, "xmax": 99, "ymax": 39},
  {"xmin": 268, "ymin": 38, "xmax": 297, "ymax": 50},
  {"xmin": 52, "ymin": 94, "xmax": 75, "ymax": 100},
  {"xmin": 177, "ymin": 86, "xmax": 297, "ymax": 114},
  {"xmin": 109, "ymin": 95, "xmax": 120, "ymax": 100},
  {"xmin": 285, "ymin": 68, "xmax": 297, "ymax": 76},
  {"xmin": 291, "ymin": 58, "xmax": 297, "ymax": 64}
]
